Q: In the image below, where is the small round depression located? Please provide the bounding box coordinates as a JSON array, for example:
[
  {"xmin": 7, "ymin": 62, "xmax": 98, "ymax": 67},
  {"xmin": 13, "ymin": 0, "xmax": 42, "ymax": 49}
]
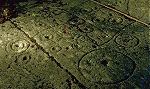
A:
[
  {"xmin": 44, "ymin": 36, "xmax": 49, "ymax": 39},
  {"xmin": 100, "ymin": 60, "xmax": 108, "ymax": 66}
]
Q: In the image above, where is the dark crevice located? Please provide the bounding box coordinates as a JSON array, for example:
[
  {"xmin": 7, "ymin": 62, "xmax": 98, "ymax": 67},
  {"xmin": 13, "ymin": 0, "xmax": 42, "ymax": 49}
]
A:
[{"xmin": 66, "ymin": 79, "xmax": 72, "ymax": 89}]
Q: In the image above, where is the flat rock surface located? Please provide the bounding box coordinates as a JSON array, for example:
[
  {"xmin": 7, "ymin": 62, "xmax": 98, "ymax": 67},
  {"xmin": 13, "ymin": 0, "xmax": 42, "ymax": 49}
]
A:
[{"xmin": 0, "ymin": 0, "xmax": 149, "ymax": 89}]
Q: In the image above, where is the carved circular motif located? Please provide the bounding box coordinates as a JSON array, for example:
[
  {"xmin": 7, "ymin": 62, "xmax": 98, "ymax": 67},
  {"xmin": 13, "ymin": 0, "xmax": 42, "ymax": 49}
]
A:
[
  {"xmin": 78, "ymin": 48, "xmax": 136, "ymax": 84},
  {"xmin": 78, "ymin": 23, "xmax": 94, "ymax": 33},
  {"xmin": 115, "ymin": 33, "xmax": 139, "ymax": 47},
  {"xmin": 6, "ymin": 39, "xmax": 30, "ymax": 53},
  {"xmin": 14, "ymin": 52, "xmax": 32, "ymax": 66},
  {"xmin": 38, "ymin": 30, "xmax": 54, "ymax": 42},
  {"xmin": 68, "ymin": 16, "xmax": 85, "ymax": 26},
  {"xmin": 87, "ymin": 29, "xmax": 116, "ymax": 45}
]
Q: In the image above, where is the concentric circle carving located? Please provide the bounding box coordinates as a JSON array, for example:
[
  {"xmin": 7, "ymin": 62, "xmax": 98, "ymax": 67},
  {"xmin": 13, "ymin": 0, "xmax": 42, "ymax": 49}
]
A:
[
  {"xmin": 6, "ymin": 39, "xmax": 30, "ymax": 53},
  {"xmin": 78, "ymin": 49, "xmax": 136, "ymax": 84}
]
